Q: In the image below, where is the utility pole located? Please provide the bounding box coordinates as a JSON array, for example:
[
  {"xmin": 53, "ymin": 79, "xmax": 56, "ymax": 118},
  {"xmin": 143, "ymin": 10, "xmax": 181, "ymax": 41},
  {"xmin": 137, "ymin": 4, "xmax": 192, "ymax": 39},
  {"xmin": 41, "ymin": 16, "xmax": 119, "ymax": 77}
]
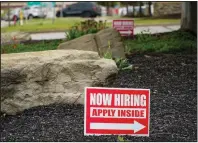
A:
[
  {"xmin": 126, "ymin": 2, "xmax": 129, "ymax": 16},
  {"xmin": 139, "ymin": 2, "xmax": 142, "ymax": 17},
  {"xmin": 60, "ymin": 2, "xmax": 64, "ymax": 17},
  {"xmin": 52, "ymin": 3, "xmax": 55, "ymax": 24},
  {"xmin": 8, "ymin": 2, "xmax": 10, "ymax": 27}
]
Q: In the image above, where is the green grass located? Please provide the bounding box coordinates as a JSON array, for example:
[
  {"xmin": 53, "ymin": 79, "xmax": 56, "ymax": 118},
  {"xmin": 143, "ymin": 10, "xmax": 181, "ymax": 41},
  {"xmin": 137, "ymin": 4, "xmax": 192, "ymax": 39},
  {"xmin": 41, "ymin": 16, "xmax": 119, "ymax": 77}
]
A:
[
  {"xmin": 124, "ymin": 30, "xmax": 197, "ymax": 54},
  {"xmin": 1, "ymin": 18, "xmax": 84, "ymax": 33},
  {"xmin": 130, "ymin": 18, "xmax": 179, "ymax": 25},
  {"xmin": 2, "ymin": 30, "xmax": 196, "ymax": 55},
  {"xmin": 1, "ymin": 40, "xmax": 62, "ymax": 54},
  {"xmin": 106, "ymin": 16, "xmax": 180, "ymax": 26},
  {"xmin": 1, "ymin": 17, "xmax": 180, "ymax": 33}
]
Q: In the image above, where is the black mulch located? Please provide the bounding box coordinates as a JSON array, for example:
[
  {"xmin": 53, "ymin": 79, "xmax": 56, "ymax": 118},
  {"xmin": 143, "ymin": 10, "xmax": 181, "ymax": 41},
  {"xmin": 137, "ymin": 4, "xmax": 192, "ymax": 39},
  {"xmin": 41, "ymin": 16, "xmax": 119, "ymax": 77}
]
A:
[{"xmin": 1, "ymin": 54, "xmax": 197, "ymax": 142}]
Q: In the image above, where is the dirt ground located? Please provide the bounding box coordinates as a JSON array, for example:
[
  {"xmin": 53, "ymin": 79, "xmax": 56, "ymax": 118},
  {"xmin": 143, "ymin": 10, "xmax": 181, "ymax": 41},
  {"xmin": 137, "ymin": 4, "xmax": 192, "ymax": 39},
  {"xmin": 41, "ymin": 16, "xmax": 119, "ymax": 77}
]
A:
[{"xmin": 1, "ymin": 54, "xmax": 197, "ymax": 142}]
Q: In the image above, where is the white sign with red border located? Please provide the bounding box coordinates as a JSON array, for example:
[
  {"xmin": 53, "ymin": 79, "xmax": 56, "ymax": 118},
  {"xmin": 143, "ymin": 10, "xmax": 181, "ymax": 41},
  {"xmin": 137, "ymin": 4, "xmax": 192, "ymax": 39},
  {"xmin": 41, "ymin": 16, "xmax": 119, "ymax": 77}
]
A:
[
  {"xmin": 113, "ymin": 20, "xmax": 134, "ymax": 37},
  {"xmin": 84, "ymin": 87, "xmax": 150, "ymax": 136}
]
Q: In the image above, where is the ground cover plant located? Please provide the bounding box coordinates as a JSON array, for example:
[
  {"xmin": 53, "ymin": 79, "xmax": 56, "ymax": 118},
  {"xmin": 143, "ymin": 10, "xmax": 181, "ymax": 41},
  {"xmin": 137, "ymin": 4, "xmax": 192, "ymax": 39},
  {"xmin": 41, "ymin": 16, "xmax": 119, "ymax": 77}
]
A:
[
  {"xmin": 1, "ymin": 40, "xmax": 62, "ymax": 54},
  {"xmin": 124, "ymin": 30, "xmax": 197, "ymax": 54},
  {"xmin": 1, "ymin": 30, "xmax": 196, "ymax": 55}
]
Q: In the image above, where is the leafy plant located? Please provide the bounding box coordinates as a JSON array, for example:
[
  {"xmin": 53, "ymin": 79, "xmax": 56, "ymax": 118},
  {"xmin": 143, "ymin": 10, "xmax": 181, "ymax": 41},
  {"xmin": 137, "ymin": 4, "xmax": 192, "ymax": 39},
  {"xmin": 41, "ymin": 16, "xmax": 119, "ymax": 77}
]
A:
[
  {"xmin": 66, "ymin": 29, "xmax": 82, "ymax": 40},
  {"xmin": 66, "ymin": 19, "xmax": 107, "ymax": 41},
  {"xmin": 103, "ymin": 41, "xmax": 132, "ymax": 71},
  {"xmin": 115, "ymin": 58, "xmax": 133, "ymax": 71},
  {"xmin": 117, "ymin": 136, "xmax": 125, "ymax": 142},
  {"xmin": 136, "ymin": 29, "xmax": 156, "ymax": 42},
  {"xmin": 104, "ymin": 40, "xmax": 113, "ymax": 59}
]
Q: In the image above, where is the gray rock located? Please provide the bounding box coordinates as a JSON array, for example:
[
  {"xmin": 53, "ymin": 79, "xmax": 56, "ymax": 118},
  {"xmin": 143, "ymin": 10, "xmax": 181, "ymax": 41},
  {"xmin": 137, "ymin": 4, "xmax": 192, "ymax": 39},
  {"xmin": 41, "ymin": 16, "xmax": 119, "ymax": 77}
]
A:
[
  {"xmin": 57, "ymin": 28, "xmax": 126, "ymax": 59},
  {"xmin": 58, "ymin": 34, "xmax": 98, "ymax": 52}
]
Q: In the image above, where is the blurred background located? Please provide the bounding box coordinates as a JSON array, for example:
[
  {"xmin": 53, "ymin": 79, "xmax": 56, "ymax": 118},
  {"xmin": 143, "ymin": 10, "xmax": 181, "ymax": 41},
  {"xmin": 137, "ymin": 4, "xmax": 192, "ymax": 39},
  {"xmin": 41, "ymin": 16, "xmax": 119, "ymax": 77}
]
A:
[{"xmin": 1, "ymin": 1, "xmax": 181, "ymax": 21}]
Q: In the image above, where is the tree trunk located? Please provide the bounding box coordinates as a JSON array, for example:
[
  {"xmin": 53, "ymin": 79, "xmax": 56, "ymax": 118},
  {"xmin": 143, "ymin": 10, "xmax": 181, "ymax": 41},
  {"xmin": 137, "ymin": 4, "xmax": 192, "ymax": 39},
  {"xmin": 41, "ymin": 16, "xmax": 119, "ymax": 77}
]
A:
[
  {"xmin": 60, "ymin": 2, "xmax": 63, "ymax": 17},
  {"xmin": 148, "ymin": 2, "xmax": 152, "ymax": 16},
  {"xmin": 181, "ymin": 2, "xmax": 197, "ymax": 34},
  {"xmin": 139, "ymin": 2, "xmax": 142, "ymax": 17},
  {"xmin": 106, "ymin": 2, "xmax": 110, "ymax": 16},
  {"xmin": 126, "ymin": 2, "xmax": 129, "ymax": 16},
  {"xmin": 133, "ymin": 5, "xmax": 135, "ymax": 16},
  {"xmin": 52, "ymin": 5, "xmax": 55, "ymax": 24}
]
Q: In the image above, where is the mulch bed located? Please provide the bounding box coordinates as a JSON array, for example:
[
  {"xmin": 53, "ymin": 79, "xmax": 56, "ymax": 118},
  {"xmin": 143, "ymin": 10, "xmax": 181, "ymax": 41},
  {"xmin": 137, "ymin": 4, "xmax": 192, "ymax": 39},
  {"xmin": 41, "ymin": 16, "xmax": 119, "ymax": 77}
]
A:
[{"xmin": 0, "ymin": 53, "xmax": 197, "ymax": 142}]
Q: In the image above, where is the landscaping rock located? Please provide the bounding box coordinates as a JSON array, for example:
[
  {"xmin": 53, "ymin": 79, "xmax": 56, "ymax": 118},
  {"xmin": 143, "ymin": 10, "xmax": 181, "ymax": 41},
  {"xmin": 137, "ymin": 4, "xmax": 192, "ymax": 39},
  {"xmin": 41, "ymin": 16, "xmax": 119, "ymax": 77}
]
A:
[
  {"xmin": 1, "ymin": 32, "xmax": 31, "ymax": 45},
  {"xmin": 95, "ymin": 28, "xmax": 126, "ymax": 59},
  {"xmin": 1, "ymin": 50, "xmax": 118, "ymax": 115},
  {"xmin": 58, "ymin": 34, "xmax": 98, "ymax": 52},
  {"xmin": 57, "ymin": 28, "xmax": 126, "ymax": 59}
]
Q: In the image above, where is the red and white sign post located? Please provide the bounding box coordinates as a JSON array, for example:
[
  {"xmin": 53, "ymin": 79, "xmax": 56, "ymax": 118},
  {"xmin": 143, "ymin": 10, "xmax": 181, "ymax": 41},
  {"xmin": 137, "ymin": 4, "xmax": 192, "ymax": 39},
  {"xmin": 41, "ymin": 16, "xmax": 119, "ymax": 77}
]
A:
[
  {"xmin": 84, "ymin": 87, "xmax": 150, "ymax": 136},
  {"xmin": 113, "ymin": 20, "xmax": 134, "ymax": 37}
]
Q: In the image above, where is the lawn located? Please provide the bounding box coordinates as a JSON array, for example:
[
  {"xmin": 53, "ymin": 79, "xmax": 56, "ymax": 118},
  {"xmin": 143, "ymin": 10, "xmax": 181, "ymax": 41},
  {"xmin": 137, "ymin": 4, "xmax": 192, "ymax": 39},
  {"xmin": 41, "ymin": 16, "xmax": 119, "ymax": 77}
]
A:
[
  {"xmin": 1, "ymin": 18, "xmax": 84, "ymax": 33},
  {"xmin": 1, "ymin": 40, "xmax": 62, "ymax": 54},
  {"xmin": 1, "ymin": 17, "xmax": 180, "ymax": 33},
  {"xmin": 1, "ymin": 30, "xmax": 196, "ymax": 55},
  {"xmin": 105, "ymin": 16, "xmax": 180, "ymax": 26},
  {"xmin": 124, "ymin": 30, "xmax": 197, "ymax": 54}
]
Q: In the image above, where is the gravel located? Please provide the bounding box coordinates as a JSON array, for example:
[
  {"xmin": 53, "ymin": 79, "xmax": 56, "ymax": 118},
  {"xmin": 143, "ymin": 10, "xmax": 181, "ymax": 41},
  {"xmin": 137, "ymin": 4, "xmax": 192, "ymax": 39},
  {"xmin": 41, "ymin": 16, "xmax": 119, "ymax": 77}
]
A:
[{"xmin": 1, "ymin": 54, "xmax": 197, "ymax": 142}]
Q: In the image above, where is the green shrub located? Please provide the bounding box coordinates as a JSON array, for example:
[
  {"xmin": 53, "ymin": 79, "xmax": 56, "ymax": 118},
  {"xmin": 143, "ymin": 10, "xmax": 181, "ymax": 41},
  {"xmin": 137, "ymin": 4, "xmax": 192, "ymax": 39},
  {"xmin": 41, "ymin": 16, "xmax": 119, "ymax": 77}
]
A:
[{"xmin": 66, "ymin": 19, "xmax": 107, "ymax": 41}]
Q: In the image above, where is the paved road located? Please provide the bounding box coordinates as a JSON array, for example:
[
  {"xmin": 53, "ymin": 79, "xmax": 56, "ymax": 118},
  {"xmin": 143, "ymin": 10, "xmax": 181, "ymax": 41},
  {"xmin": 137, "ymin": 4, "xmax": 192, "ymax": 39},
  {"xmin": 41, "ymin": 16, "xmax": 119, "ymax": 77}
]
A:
[
  {"xmin": 31, "ymin": 32, "xmax": 67, "ymax": 40},
  {"xmin": 30, "ymin": 25, "xmax": 180, "ymax": 40}
]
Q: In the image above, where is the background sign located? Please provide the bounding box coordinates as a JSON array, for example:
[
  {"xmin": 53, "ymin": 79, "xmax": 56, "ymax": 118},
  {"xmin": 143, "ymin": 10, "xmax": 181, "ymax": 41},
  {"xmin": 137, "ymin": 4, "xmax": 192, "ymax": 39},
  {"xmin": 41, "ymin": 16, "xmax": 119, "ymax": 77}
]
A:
[
  {"xmin": 84, "ymin": 87, "xmax": 150, "ymax": 136},
  {"xmin": 27, "ymin": 2, "xmax": 41, "ymax": 7},
  {"xmin": 113, "ymin": 20, "xmax": 134, "ymax": 37},
  {"xmin": 27, "ymin": 2, "xmax": 56, "ymax": 7}
]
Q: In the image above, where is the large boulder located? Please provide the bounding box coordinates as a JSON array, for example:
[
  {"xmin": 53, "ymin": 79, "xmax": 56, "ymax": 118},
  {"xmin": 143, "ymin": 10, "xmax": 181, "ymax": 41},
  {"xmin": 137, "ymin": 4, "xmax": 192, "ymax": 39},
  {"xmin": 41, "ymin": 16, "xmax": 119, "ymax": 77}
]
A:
[
  {"xmin": 58, "ymin": 34, "xmax": 98, "ymax": 52},
  {"xmin": 57, "ymin": 28, "xmax": 126, "ymax": 59},
  {"xmin": 1, "ymin": 50, "xmax": 118, "ymax": 115}
]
